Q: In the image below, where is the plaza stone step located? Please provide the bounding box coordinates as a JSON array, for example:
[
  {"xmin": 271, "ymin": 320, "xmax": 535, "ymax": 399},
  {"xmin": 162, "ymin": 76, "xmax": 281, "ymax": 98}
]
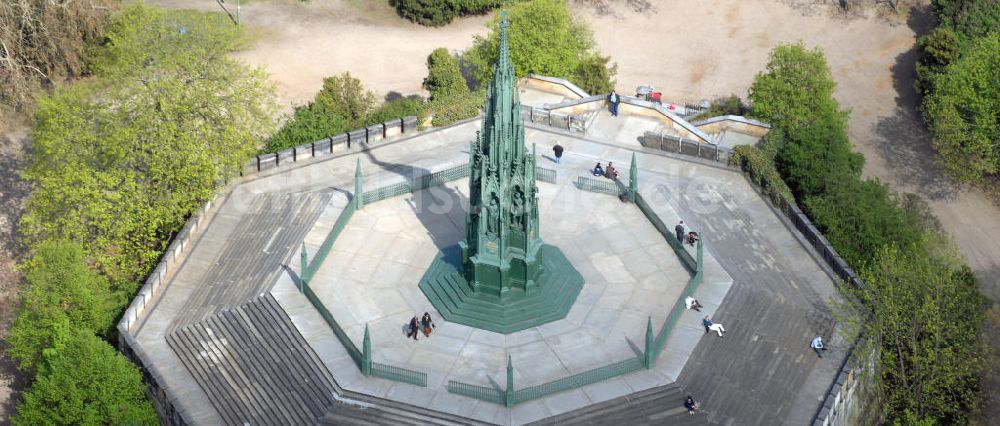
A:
[
  {"xmin": 420, "ymin": 246, "xmax": 584, "ymax": 334},
  {"xmin": 526, "ymin": 383, "xmax": 712, "ymax": 426}
]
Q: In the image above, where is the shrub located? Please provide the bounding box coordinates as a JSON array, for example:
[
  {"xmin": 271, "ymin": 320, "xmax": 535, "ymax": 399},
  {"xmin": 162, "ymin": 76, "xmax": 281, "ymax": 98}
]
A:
[
  {"xmin": 392, "ymin": 0, "xmax": 509, "ymax": 27},
  {"xmin": 12, "ymin": 329, "xmax": 158, "ymax": 425},
  {"xmin": 573, "ymin": 53, "xmax": 617, "ymax": 95},
  {"xmin": 915, "ymin": 26, "xmax": 961, "ymax": 95},
  {"xmin": 424, "ymin": 48, "xmax": 469, "ymax": 100},
  {"xmin": 729, "ymin": 142, "xmax": 795, "ymax": 211},
  {"xmin": 692, "ymin": 94, "xmax": 749, "ymax": 120},
  {"xmin": 5, "ymin": 240, "xmax": 119, "ymax": 373},
  {"xmin": 429, "ymin": 89, "xmax": 485, "ymax": 127}
]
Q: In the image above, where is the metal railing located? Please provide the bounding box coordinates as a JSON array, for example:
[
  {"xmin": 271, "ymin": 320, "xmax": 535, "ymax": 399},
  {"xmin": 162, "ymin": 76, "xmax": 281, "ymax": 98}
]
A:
[
  {"xmin": 445, "ymin": 186, "xmax": 705, "ymax": 406},
  {"xmin": 640, "ymin": 130, "xmax": 733, "ymax": 164},
  {"xmin": 536, "ymin": 166, "xmax": 557, "ymax": 183},
  {"xmin": 372, "ymin": 362, "xmax": 427, "ymax": 387}
]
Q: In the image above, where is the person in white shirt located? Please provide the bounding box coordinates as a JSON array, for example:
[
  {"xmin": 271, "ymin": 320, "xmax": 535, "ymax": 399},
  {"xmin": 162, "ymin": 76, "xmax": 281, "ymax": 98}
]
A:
[
  {"xmin": 810, "ymin": 336, "xmax": 826, "ymax": 358},
  {"xmin": 685, "ymin": 296, "xmax": 703, "ymax": 312}
]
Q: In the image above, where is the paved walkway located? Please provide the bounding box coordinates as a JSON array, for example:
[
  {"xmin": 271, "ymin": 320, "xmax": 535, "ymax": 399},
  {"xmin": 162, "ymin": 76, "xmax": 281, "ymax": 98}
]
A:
[{"xmin": 125, "ymin": 98, "xmax": 844, "ymax": 424}]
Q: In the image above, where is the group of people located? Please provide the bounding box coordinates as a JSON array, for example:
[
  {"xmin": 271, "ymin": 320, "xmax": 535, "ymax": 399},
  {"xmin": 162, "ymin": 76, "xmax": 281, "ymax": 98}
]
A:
[
  {"xmin": 406, "ymin": 312, "xmax": 435, "ymax": 340},
  {"xmin": 592, "ymin": 162, "xmax": 618, "ymax": 179},
  {"xmin": 674, "ymin": 220, "xmax": 698, "ymax": 247}
]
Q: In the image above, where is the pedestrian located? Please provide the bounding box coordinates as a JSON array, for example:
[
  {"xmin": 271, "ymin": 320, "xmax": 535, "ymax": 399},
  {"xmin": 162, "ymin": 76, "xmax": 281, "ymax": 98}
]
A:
[
  {"xmin": 604, "ymin": 162, "xmax": 618, "ymax": 179},
  {"xmin": 608, "ymin": 90, "xmax": 620, "ymax": 117},
  {"xmin": 703, "ymin": 315, "xmax": 725, "ymax": 337},
  {"xmin": 683, "ymin": 395, "xmax": 700, "ymax": 414},
  {"xmin": 685, "ymin": 296, "xmax": 703, "ymax": 312},
  {"xmin": 675, "ymin": 220, "xmax": 685, "ymax": 244},
  {"xmin": 810, "ymin": 336, "xmax": 826, "ymax": 358},
  {"xmin": 592, "ymin": 162, "xmax": 605, "ymax": 176},
  {"xmin": 407, "ymin": 315, "xmax": 420, "ymax": 340},
  {"xmin": 421, "ymin": 312, "xmax": 436, "ymax": 337},
  {"xmin": 553, "ymin": 143, "xmax": 564, "ymax": 164},
  {"xmin": 687, "ymin": 231, "xmax": 699, "ymax": 247}
]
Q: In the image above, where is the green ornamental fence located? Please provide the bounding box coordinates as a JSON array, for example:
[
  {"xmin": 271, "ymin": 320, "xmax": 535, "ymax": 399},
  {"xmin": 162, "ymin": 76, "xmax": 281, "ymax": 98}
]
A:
[
  {"xmin": 445, "ymin": 175, "xmax": 708, "ymax": 406},
  {"xmin": 296, "ymin": 153, "xmax": 706, "ymax": 405},
  {"xmin": 535, "ymin": 166, "xmax": 557, "ymax": 183}
]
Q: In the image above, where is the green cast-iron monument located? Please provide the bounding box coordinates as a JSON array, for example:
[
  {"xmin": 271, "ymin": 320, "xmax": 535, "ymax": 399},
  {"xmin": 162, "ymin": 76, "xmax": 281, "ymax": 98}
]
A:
[{"xmin": 419, "ymin": 14, "xmax": 584, "ymax": 334}]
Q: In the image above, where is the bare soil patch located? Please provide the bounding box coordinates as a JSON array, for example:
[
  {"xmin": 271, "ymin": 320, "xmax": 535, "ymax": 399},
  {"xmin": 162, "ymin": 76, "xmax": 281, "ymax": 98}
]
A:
[{"xmin": 0, "ymin": 122, "xmax": 31, "ymax": 425}]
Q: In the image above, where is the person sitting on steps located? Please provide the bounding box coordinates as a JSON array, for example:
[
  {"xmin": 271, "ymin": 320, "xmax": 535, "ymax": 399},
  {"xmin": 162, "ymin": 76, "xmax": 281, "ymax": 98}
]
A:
[
  {"xmin": 685, "ymin": 296, "xmax": 704, "ymax": 312},
  {"xmin": 593, "ymin": 162, "xmax": 605, "ymax": 176},
  {"xmin": 605, "ymin": 162, "xmax": 618, "ymax": 179}
]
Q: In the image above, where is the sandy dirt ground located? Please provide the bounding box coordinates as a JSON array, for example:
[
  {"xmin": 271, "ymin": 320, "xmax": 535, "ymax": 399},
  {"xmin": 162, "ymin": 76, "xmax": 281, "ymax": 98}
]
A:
[
  {"xmin": 1, "ymin": 0, "xmax": 996, "ymax": 421},
  {"xmin": 0, "ymin": 124, "xmax": 30, "ymax": 425}
]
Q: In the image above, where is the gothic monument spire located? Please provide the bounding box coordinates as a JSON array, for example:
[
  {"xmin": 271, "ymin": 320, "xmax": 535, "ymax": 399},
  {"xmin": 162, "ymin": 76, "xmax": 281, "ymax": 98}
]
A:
[{"xmin": 462, "ymin": 11, "xmax": 544, "ymax": 297}]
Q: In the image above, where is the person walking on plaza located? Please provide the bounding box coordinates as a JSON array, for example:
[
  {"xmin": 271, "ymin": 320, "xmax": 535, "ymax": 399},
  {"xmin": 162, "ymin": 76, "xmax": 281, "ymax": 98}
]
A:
[
  {"xmin": 685, "ymin": 296, "xmax": 703, "ymax": 312},
  {"xmin": 703, "ymin": 315, "xmax": 725, "ymax": 337},
  {"xmin": 675, "ymin": 220, "xmax": 685, "ymax": 244},
  {"xmin": 407, "ymin": 315, "xmax": 420, "ymax": 340},
  {"xmin": 810, "ymin": 336, "xmax": 826, "ymax": 358},
  {"xmin": 608, "ymin": 90, "xmax": 620, "ymax": 117},
  {"xmin": 552, "ymin": 143, "xmax": 564, "ymax": 164},
  {"xmin": 421, "ymin": 312, "xmax": 436, "ymax": 337}
]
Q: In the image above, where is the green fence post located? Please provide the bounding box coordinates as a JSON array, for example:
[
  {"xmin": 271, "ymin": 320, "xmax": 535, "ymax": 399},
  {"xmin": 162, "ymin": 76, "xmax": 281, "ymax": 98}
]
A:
[
  {"xmin": 354, "ymin": 159, "xmax": 364, "ymax": 210},
  {"xmin": 696, "ymin": 237, "xmax": 704, "ymax": 279},
  {"xmin": 629, "ymin": 152, "xmax": 638, "ymax": 203},
  {"xmin": 505, "ymin": 355, "xmax": 514, "ymax": 407},
  {"xmin": 644, "ymin": 316, "xmax": 654, "ymax": 369},
  {"xmin": 362, "ymin": 324, "xmax": 372, "ymax": 376},
  {"xmin": 299, "ymin": 243, "xmax": 308, "ymax": 291}
]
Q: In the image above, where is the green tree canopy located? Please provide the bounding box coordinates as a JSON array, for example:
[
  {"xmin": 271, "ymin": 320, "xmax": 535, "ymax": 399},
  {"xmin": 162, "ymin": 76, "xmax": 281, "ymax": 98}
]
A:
[
  {"xmin": 749, "ymin": 42, "xmax": 848, "ymax": 139},
  {"xmin": 20, "ymin": 3, "xmax": 277, "ymax": 284},
  {"xmin": 931, "ymin": 0, "xmax": 1000, "ymax": 39},
  {"xmin": 5, "ymin": 240, "xmax": 119, "ymax": 373},
  {"xmin": 12, "ymin": 328, "xmax": 158, "ymax": 425},
  {"xmin": 922, "ymin": 34, "xmax": 1000, "ymax": 183},
  {"xmin": 854, "ymin": 244, "xmax": 987, "ymax": 424},
  {"xmin": 915, "ymin": 26, "xmax": 961, "ymax": 95},
  {"xmin": 392, "ymin": 0, "xmax": 509, "ymax": 27},
  {"xmin": 465, "ymin": 0, "xmax": 615, "ymax": 94}
]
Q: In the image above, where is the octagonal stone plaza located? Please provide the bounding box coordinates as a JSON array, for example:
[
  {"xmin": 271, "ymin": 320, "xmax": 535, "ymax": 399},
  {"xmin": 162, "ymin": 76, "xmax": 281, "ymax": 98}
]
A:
[{"xmin": 120, "ymin": 81, "xmax": 848, "ymax": 426}]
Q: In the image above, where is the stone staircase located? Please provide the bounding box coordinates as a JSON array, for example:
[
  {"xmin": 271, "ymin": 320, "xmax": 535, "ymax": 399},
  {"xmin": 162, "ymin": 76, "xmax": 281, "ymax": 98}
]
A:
[{"xmin": 526, "ymin": 383, "xmax": 712, "ymax": 426}]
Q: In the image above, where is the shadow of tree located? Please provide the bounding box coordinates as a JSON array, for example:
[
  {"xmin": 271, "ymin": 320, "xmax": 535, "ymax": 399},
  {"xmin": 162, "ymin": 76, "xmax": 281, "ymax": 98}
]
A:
[
  {"xmin": 0, "ymin": 128, "xmax": 31, "ymax": 425},
  {"xmin": 874, "ymin": 5, "xmax": 957, "ymax": 201}
]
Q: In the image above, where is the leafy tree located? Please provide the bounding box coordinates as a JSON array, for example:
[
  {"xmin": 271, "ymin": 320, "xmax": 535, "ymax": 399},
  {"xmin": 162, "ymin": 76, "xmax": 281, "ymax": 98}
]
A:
[
  {"xmin": 20, "ymin": 4, "xmax": 276, "ymax": 285},
  {"xmin": 465, "ymin": 0, "xmax": 615, "ymax": 91},
  {"xmin": 392, "ymin": 0, "xmax": 509, "ymax": 27},
  {"xmin": 424, "ymin": 48, "xmax": 469, "ymax": 100},
  {"xmin": 803, "ymin": 179, "xmax": 928, "ymax": 267},
  {"xmin": 915, "ymin": 26, "xmax": 961, "ymax": 95},
  {"xmin": 774, "ymin": 117, "xmax": 864, "ymax": 198},
  {"xmin": 12, "ymin": 328, "xmax": 158, "ymax": 425},
  {"xmin": 922, "ymin": 34, "xmax": 1000, "ymax": 183},
  {"xmin": 0, "ymin": 0, "xmax": 117, "ymax": 111},
  {"xmin": 853, "ymin": 244, "xmax": 987, "ymax": 425},
  {"xmin": 5, "ymin": 240, "xmax": 119, "ymax": 373},
  {"xmin": 931, "ymin": 0, "xmax": 1000, "ymax": 39},
  {"xmin": 749, "ymin": 42, "xmax": 848, "ymax": 139},
  {"xmin": 693, "ymin": 94, "xmax": 749, "ymax": 120}
]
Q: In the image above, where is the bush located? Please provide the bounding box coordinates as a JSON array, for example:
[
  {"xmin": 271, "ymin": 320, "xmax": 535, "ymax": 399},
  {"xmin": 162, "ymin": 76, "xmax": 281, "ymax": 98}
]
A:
[
  {"xmin": 5, "ymin": 240, "xmax": 119, "ymax": 373},
  {"xmin": 692, "ymin": 94, "xmax": 749, "ymax": 120},
  {"xmin": 392, "ymin": 0, "xmax": 509, "ymax": 27},
  {"xmin": 12, "ymin": 329, "xmax": 158, "ymax": 425},
  {"xmin": 429, "ymin": 89, "xmax": 485, "ymax": 127},
  {"xmin": 915, "ymin": 26, "xmax": 961, "ymax": 95},
  {"xmin": 424, "ymin": 48, "xmax": 469, "ymax": 100},
  {"xmin": 931, "ymin": 0, "xmax": 1000, "ymax": 39},
  {"xmin": 730, "ymin": 142, "xmax": 795, "ymax": 211},
  {"xmin": 267, "ymin": 73, "xmax": 428, "ymax": 152},
  {"xmin": 573, "ymin": 53, "xmax": 617, "ymax": 95}
]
